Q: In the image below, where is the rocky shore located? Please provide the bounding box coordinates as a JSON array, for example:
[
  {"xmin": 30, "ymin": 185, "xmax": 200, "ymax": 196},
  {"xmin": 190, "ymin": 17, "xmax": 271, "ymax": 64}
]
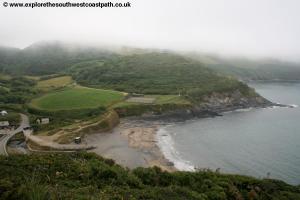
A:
[
  {"xmin": 84, "ymin": 90, "xmax": 290, "ymax": 171},
  {"xmin": 135, "ymin": 90, "xmax": 286, "ymax": 122}
]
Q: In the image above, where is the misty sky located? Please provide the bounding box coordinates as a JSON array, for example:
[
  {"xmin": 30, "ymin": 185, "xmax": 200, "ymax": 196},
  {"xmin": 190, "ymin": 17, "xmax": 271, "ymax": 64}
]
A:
[{"xmin": 0, "ymin": 0, "xmax": 300, "ymax": 60}]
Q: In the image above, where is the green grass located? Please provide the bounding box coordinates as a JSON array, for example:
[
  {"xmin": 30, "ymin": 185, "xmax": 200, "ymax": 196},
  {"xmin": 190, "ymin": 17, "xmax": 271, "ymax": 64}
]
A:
[
  {"xmin": 36, "ymin": 76, "xmax": 73, "ymax": 91},
  {"xmin": 112, "ymin": 95, "xmax": 192, "ymax": 117},
  {"xmin": 0, "ymin": 73, "xmax": 11, "ymax": 81},
  {"xmin": 0, "ymin": 85, "xmax": 9, "ymax": 92},
  {"xmin": 113, "ymin": 95, "xmax": 191, "ymax": 109},
  {"xmin": 24, "ymin": 75, "xmax": 40, "ymax": 81},
  {"xmin": 148, "ymin": 95, "xmax": 191, "ymax": 104},
  {"xmin": 30, "ymin": 86, "xmax": 125, "ymax": 111}
]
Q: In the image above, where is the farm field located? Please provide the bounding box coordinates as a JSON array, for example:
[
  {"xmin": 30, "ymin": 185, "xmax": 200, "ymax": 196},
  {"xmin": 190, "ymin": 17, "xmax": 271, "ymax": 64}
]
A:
[
  {"xmin": 0, "ymin": 73, "xmax": 11, "ymax": 80},
  {"xmin": 30, "ymin": 86, "xmax": 125, "ymax": 110},
  {"xmin": 36, "ymin": 76, "xmax": 73, "ymax": 91}
]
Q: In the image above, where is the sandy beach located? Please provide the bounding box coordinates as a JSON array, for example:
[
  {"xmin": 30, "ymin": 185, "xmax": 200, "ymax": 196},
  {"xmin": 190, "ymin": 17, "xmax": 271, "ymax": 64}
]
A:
[{"xmin": 85, "ymin": 119, "xmax": 176, "ymax": 171}]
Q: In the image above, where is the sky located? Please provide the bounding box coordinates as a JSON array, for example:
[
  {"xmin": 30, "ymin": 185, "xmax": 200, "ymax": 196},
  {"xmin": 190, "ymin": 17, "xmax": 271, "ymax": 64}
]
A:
[{"xmin": 0, "ymin": 0, "xmax": 300, "ymax": 61}]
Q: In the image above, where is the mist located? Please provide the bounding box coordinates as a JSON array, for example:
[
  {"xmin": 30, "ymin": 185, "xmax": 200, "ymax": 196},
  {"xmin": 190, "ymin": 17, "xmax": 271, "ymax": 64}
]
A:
[{"xmin": 1, "ymin": 0, "xmax": 300, "ymax": 61}]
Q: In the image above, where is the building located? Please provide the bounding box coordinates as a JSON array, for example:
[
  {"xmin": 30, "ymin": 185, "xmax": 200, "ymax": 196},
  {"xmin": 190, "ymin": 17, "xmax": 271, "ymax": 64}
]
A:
[
  {"xmin": 0, "ymin": 110, "xmax": 8, "ymax": 116},
  {"xmin": 0, "ymin": 121, "xmax": 9, "ymax": 129},
  {"xmin": 41, "ymin": 118, "xmax": 50, "ymax": 124},
  {"xmin": 36, "ymin": 118, "xmax": 50, "ymax": 125},
  {"xmin": 74, "ymin": 137, "xmax": 81, "ymax": 144}
]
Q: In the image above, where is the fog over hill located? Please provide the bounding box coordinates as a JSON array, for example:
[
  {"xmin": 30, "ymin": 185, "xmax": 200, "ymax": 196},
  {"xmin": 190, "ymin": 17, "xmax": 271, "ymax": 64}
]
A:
[{"xmin": 0, "ymin": 41, "xmax": 116, "ymax": 75}]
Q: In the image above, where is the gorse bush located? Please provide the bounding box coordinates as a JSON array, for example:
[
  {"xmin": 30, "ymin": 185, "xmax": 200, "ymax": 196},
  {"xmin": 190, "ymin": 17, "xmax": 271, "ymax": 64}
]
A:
[
  {"xmin": 0, "ymin": 153, "xmax": 299, "ymax": 200},
  {"xmin": 0, "ymin": 76, "xmax": 37, "ymax": 104}
]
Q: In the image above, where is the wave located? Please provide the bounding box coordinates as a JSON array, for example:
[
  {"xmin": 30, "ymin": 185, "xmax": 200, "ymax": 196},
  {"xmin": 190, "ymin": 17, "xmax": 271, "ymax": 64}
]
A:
[
  {"xmin": 267, "ymin": 103, "xmax": 299, "ymax": 109},
  {"xmin": 223, "ymin": 107, "xmax": 254, "ymax": 114},
  {"xmin": 156, "ymin": 127, "xmax": 195, "ymax": 171}
]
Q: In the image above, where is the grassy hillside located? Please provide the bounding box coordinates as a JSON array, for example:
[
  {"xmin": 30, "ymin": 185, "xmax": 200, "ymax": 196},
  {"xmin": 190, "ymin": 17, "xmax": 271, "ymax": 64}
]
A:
[
  {"xmin": 70, "ymin": 53, "xmax": 252, "ymax": 100},
  {"xmin": 0, "ymin": 153, "xmax": 299, "ymax": 200},
  {"xmin": 29, "ymin": 86, "xmax": 125, "ymax": 111}
]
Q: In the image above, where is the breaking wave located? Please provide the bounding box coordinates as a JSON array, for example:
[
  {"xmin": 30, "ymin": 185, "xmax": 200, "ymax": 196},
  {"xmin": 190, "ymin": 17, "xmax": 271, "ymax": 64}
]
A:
[{"xmin": 156, "ymin": 127, "xmax": 195, "ymax": 171}]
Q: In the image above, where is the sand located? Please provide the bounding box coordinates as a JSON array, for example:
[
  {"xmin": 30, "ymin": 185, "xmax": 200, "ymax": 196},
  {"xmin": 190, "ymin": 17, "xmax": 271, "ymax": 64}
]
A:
[{"xmin": 85, "ymin": 119, "xmax": 176, "ymax": 171}]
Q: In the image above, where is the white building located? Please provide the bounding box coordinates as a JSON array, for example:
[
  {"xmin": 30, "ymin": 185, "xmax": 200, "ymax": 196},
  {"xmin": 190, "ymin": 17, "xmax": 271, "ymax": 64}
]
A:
[
  {"xmin": 37, "ymin": 118, "xmax": 50, "ymax": 125},
  {"xmin": 41, "ymin": 118, "xmax": 50, "ymax": 124},
  {"xmin": 0, "ymin": 110, "xmax": 8, "ymax": 116},
  {"xmin": 0, "ymin": 121, "xmax": 9, "ymax": 128}
]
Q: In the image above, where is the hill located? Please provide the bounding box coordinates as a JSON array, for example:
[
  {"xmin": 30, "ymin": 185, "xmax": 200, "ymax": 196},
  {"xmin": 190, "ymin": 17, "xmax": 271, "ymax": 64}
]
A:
[
  {"xmin": 185, "ymin": 53, "xmax": 300, "ymax": 81},
  {"xmin": 2, "ymin": 41, "xmax": 300, "ymax": 81},
  {"xmin": 0, "ymin": 153, "xmax": 299, "ymax": 199},
  {"xmin": 0, "ymin": 41, "xmax": 116, "ymax": 75},
  {"xmin": 69, "ymin": 53, "xmax": 254, "ymax": 100}
]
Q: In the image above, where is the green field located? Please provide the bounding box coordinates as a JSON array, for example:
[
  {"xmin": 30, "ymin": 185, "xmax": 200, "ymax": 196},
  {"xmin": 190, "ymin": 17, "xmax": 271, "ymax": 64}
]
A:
[{"xmin": 30, "ymin": 86, "xmax": 125, "ymax": 110}]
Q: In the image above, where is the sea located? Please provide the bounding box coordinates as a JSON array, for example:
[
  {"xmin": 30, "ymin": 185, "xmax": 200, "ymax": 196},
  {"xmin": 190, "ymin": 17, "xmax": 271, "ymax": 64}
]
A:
[{"xmin": 157, "ymin": 82, "xmax": 300, "ymax": 185}]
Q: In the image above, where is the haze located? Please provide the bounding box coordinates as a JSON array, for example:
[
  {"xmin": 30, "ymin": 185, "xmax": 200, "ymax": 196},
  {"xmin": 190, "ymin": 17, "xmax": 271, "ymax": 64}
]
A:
[{"xmin": 1, "ymin": 0, "xmax": 300, "ymax": 61}]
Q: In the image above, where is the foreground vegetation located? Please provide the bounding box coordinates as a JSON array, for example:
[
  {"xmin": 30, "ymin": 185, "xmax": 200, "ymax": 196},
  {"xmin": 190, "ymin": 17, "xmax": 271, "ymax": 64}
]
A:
[{"xmin": 0, "ymin": 153, "xmax": 299, "ymax": 200}]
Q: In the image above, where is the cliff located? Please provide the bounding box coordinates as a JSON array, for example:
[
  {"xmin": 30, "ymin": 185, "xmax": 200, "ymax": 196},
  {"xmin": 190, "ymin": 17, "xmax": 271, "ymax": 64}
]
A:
[{"xmin": 134, "ymin": 90, "xmax": 274, "ymax": 121}]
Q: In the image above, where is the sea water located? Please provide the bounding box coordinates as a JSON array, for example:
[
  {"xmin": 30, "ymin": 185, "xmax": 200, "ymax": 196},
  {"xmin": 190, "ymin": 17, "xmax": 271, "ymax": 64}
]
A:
[{"xmin": 157, "ymin": 82, "xmax": 300, "ymax": 185}]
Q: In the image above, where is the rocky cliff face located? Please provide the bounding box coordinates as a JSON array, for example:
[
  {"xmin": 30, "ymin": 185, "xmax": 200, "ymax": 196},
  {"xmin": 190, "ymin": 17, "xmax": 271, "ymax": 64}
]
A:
[
  {"xmin": 138, "ymin": 90, "xmax": 274, "ymax": 122},
  {"xmin": 196, "ymin": 90, "xmax": 272, "ymax": 113}
]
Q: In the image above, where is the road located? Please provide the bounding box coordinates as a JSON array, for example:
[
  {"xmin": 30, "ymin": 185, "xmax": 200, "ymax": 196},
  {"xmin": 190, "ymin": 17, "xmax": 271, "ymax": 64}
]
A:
[{"xmin": 0, "ymin": 114, "xmax": 29, "ymax": 156}]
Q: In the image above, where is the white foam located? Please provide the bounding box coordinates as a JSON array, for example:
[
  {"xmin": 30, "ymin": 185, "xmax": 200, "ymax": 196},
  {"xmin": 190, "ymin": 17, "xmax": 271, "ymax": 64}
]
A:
[
  {"xmin": 223, "ymin": 107, "xmax": 254, "ymax": 114},
  {"xmin": 267, "ymin": 105, "xmax": 282, "ymax": 109},
  {"xmin": 289, "ymin": 104, "xmax": 298, "ymax": 108},
  {"xmin": 267, "ymin": 103, "xmax": 299, "ymax": 109},
  {"xmin": 156, "ymin": 128, "xmax": 195, "ymax": 171}
]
